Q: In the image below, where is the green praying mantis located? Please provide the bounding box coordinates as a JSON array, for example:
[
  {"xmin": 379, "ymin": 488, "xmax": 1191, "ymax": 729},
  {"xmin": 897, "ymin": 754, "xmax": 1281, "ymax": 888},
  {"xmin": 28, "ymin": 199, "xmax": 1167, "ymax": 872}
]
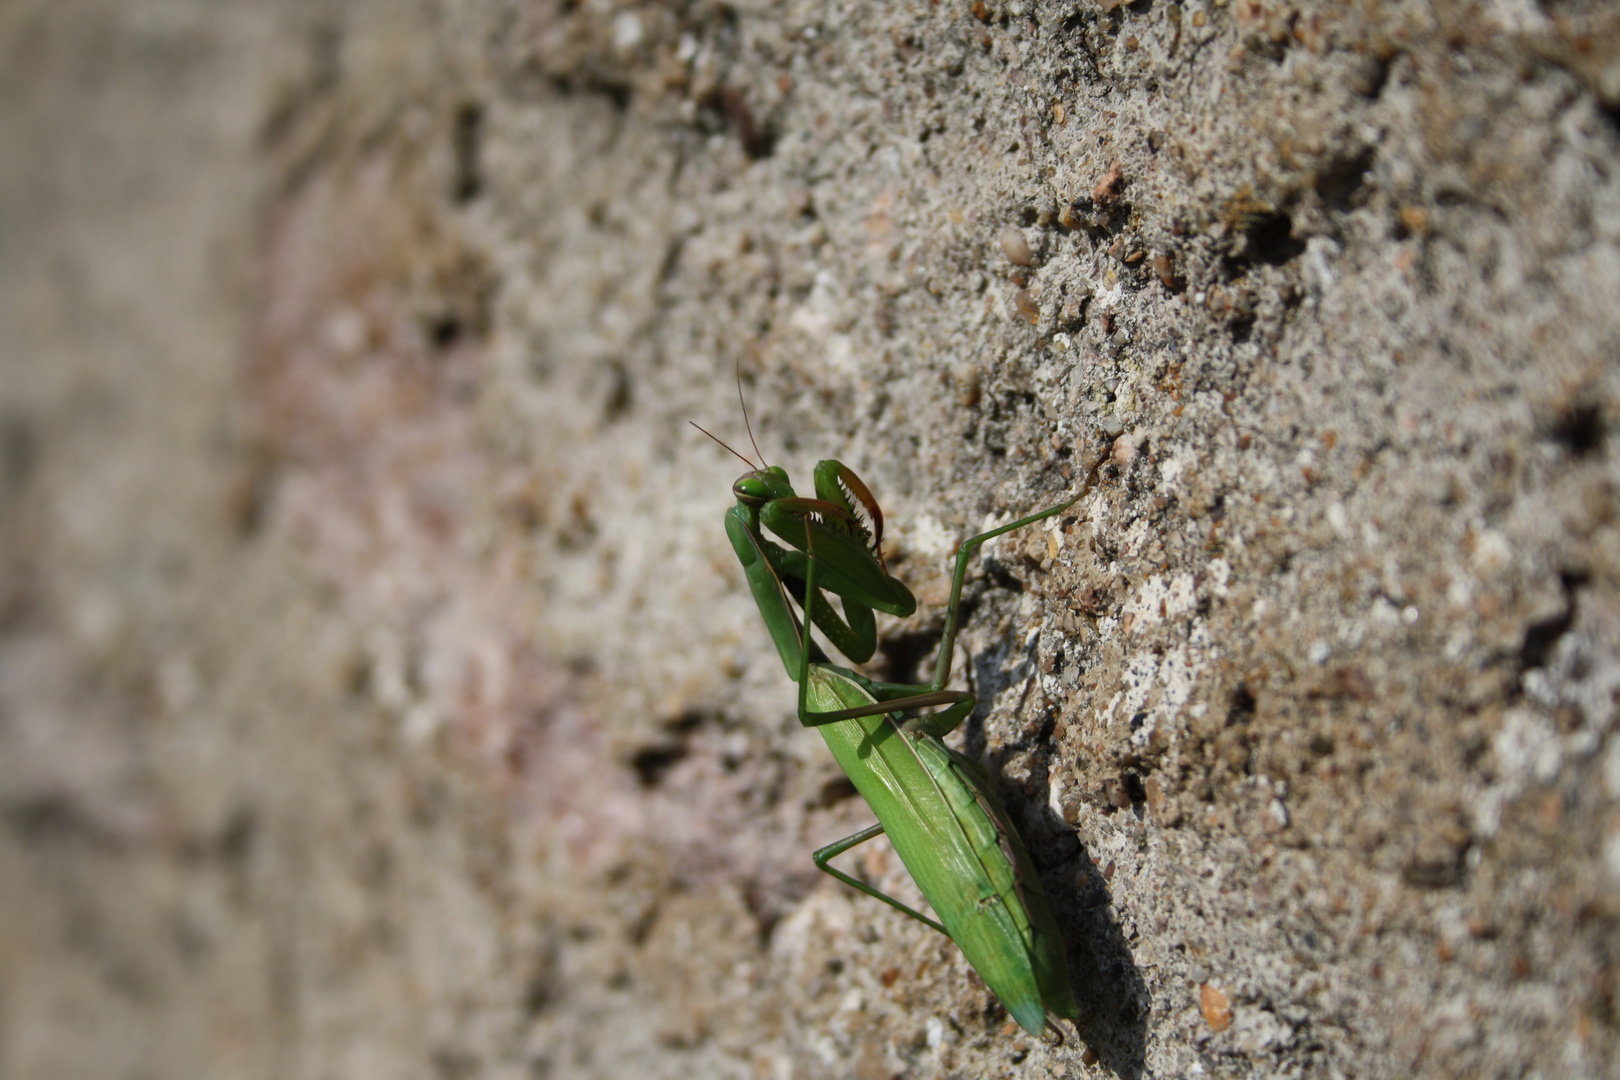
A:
[{"xmin": 698, "ymin": 402, "xmax": 1094, "ymax": 1041}]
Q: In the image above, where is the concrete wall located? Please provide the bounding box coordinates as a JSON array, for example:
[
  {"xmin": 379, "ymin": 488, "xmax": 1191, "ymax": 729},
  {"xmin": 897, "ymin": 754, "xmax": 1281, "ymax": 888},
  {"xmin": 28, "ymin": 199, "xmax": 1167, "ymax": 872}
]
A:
[{"xmin": 3, "ymin": 1, "xmax": 1618, "ymax": 1077}]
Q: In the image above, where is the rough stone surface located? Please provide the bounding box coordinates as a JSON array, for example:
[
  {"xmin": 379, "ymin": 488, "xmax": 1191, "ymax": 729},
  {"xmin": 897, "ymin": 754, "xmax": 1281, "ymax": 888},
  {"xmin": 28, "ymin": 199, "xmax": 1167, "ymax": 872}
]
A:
[{"xmin": 3, "ymin": 0, "xmax": 1619, "ymax": 1078}]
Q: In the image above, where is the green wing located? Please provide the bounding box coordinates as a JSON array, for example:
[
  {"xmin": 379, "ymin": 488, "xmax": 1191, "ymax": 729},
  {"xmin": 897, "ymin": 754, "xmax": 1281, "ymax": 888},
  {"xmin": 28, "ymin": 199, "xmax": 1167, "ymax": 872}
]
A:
[
  {"xmin": 936, "ymin": 743, "xmax": 1078, "ymax": 1026},
  {"xmin": 804, "ymin": 666, "xmax": 1069, "ymax": 1036}
]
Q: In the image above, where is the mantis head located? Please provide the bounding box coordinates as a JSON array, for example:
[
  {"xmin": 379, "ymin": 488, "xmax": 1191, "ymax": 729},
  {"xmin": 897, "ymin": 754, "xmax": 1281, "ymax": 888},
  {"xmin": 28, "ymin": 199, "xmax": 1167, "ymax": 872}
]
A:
[{"xmin": 732, "ymin": 465, "xmax": 795, "ymax": 508}]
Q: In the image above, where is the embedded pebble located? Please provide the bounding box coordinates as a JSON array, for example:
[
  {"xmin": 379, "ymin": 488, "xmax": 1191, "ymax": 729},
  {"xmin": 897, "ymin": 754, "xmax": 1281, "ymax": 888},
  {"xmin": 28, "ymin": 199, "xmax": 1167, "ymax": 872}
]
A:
[
  {"xmin": 1264, "ymin": 798, "xmax": 1290, "ymax": 832},
  {"xmin": 1014, "ymin": 289, "xmax": 1040, "ymax": 324},
  {"xmin": 1200, "ymin": 983, "xmax": 1234, "ymax": 1031},
  {"xmin": 1000, "ymin": 226, "xmax": 1035, "ymax": 266},
  {"xmin": 1153, "ymin": 252, "xmax": 1176, "ymax": 288},
  {"xmin": 1093, "ymin": 160, "xmax": 1124, "ymax": 203}
]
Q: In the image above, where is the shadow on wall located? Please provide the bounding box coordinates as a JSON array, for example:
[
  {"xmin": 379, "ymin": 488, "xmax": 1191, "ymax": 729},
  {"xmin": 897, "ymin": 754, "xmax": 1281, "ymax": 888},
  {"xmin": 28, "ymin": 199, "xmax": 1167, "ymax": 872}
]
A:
[
  {"xmin": 1065, "ymin": 842, "xmax": 1149, "ymax": 1080},
  {"xmin": 959, "ymin": 624, "xmax": 1148, "ymax": 1077}
]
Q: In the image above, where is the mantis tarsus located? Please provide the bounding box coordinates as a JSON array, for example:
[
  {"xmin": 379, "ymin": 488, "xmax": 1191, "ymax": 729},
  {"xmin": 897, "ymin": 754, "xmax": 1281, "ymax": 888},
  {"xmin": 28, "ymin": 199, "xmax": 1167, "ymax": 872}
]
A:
[{"xmin": 700, "ymin": 405, "xmax": 1093, "ymax": 1040}]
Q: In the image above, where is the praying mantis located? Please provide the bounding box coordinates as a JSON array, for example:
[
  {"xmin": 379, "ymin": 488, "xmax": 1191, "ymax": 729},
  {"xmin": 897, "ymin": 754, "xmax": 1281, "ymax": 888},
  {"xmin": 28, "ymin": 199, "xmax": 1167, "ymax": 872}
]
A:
[{"xmin": 699, "ymin": 404, "xmax": 1093, "ymax": 1040}]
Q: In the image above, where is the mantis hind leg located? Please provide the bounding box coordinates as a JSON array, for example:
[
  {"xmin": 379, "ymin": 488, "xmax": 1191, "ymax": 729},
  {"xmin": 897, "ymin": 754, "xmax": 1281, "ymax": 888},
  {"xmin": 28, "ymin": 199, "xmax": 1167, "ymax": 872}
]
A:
[{"xmin": 812, "ymin": 823, "xmax": 948, "ymax": 936}]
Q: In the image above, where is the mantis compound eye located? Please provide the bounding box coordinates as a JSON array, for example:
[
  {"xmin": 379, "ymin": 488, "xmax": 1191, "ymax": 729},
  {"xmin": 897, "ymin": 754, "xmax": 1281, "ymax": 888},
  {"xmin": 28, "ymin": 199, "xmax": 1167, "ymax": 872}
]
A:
[{"xmin": 733, "ymin": 476, "xmax": 769, "ymax": 505}]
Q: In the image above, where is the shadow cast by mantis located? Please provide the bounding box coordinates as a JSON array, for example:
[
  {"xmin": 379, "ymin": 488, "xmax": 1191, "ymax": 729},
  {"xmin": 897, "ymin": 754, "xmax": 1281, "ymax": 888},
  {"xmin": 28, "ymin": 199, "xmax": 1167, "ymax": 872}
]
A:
[
  {"xmin": 965, "ymin": 639, "xmax": 1150, "ymax": 1078},
  {"xmin": 1060, "ymin": 838, "xmax": 1150, "ymax": 1079}
]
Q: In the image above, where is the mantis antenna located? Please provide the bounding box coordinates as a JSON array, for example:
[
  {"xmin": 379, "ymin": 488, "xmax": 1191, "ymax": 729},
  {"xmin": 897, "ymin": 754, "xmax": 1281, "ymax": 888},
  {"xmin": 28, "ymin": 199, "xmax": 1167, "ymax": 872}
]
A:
[{"xmin": 689, "ymin": 421, "xmax": 759, "ymax": 470}]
